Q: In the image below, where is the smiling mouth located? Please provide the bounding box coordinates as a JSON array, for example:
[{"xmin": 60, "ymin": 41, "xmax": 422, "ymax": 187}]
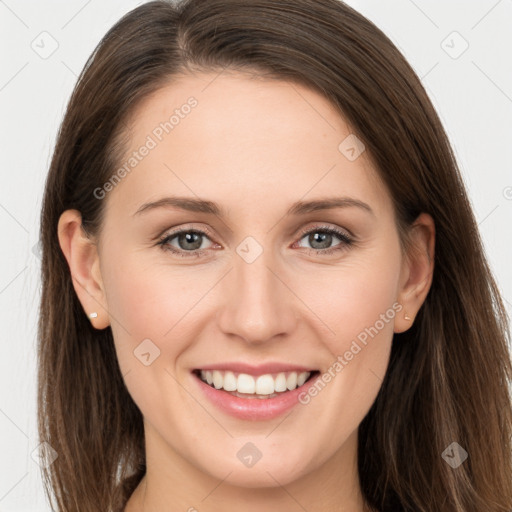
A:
[{"xmin": 192, "ymin": 369, "xmax": 320, "ymax": 399}]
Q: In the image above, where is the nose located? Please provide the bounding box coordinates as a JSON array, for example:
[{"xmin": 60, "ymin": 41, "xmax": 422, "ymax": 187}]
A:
[{"xmin": 215, "ymin": 248, "xmax": 299, "ymax": 346}]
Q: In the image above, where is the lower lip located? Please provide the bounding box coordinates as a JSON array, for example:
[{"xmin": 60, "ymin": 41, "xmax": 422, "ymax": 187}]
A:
[{"xmin": 192, "ymin": 371, "xmax": 321, "ymax": 421}]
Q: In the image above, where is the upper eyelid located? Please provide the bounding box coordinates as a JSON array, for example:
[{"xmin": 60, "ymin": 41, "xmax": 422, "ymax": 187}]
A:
[{"xmin": 296, "ymin": 224, "xmax": 353, "ymax": 239}]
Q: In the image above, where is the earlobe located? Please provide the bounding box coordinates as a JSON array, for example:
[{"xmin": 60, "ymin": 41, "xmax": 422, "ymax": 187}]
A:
[
  {"xmin": 394, "ymin": 213, "xmax": 435, "ymax": 334},
  {"xmin": 57, "ymin": 209, "xmax": 110, "ymax": 329}
]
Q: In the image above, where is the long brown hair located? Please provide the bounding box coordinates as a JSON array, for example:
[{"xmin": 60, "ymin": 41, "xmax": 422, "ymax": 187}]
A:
[{"xmin": 37, "ymin": 1, "xmax": 512, "ymax": 510}]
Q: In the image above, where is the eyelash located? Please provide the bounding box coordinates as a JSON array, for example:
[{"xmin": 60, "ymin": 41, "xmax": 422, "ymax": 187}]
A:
[{"xmin": 156, "ymin": 224, "xmax": 354, "ymax": 259}]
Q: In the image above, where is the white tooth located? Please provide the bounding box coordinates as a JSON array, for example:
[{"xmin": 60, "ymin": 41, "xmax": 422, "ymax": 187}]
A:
[
  {"xmin": 255, "ymin": 374, "xmax": 275, "ymax": 395},
  {"xmin": 297, "ymin": 371, "xmax": 310, "ymax": 387},
  {"xmin": 237, "ymin": 373, "xmax": 255, "ymax": 394},
  {"xmin": 274, "ymin": 372, "xmax": 287, "ymax": 392},
  {"xmin": 212, "ymin": 370, "xmax": 223, "ymax": 389},
  {"xmin": 286, "ymin": 372, "xmax": 298, "ymax": 390},
  {"xmin": 201, "ymin": 369, "xmax": 314, "ymax": 394},
  {"xmin": 223, "ymin": 371, "xmax": 237, "ymax": 391}
]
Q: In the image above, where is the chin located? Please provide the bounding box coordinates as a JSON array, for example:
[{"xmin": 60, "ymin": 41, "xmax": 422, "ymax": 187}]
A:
[{"xmin": 199, "ymin": 443, "xmax": 315, "ymax": 489}]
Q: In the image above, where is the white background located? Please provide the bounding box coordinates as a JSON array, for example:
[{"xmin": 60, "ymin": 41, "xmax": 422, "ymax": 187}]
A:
[{"xmin": 1, "ymin": 0, "xmax": 511, "ymax": 509}]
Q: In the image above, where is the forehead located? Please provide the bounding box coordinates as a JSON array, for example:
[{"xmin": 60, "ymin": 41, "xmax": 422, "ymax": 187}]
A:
[{"xmin": 105, "ymin": 70, "xmax": 389, "ymax": 221}]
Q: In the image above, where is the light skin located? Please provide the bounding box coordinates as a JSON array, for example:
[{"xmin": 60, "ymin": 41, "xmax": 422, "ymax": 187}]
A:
[{"xmin": 57, "ymin": 71, "xmax": 435, "ymax": 512}]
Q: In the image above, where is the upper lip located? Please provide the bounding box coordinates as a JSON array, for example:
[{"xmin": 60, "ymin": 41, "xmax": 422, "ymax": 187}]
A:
[{"xmin": 193, "ymin": 362, "xmax": 318, "ymax": 376}]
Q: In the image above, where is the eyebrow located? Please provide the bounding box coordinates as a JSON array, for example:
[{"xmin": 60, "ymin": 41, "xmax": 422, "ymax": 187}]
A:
[{"xmin": 133, "ymin": 196, "xmax": 375, "ymax": 218}]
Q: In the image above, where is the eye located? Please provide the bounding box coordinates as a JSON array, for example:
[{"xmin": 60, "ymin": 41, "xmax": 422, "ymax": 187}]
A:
[
  {"xmin": 157, "ymin": 227, "xmax": 216, "ymax": 258},
  {"xmin": 294, "ymin": 225, "xmax": 354, "ymax": 256},
  {"xmin": 156, "ymin": 224, "xmax": 354, "ymax": 258}
]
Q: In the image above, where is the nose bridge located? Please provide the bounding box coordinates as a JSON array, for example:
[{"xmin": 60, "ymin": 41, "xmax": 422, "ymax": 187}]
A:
[{"xmin": 216, "ymin": 239, "xmax": 297, "ymax": 344}]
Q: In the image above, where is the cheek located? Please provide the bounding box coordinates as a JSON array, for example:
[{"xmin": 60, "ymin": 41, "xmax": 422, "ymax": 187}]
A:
[
  {"xmin": 102, "ymin": 256, "xmax": 203, "ymax": 422},
  {"xmin": 291, "ymin": 239, "xmax": 402, "ymax": 444},
  {"xmin": 101, "ymin": 250, "xmax": 198, "ymax": 372},
  {"xmin": 323, "ymin": 265, "xmax": 399, "ymax": 358},
  {"xmin": 295, "ymin": 240, "xmax": 402, "ymax": 360}
]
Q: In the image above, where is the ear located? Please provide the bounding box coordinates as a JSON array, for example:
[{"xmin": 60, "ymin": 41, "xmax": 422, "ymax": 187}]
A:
[
  {"xmin": 57, "ymin": 209, "xmax": 110, "ymax": 330},
  {"xmin": 394, "ymin": 212, "xmax": 435, "ymax": 333}
]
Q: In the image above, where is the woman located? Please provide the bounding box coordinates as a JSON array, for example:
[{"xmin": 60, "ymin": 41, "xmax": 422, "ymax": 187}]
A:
[{"xmin": 37, "ymin": 0, "xmax": 512, "ymax": 510}]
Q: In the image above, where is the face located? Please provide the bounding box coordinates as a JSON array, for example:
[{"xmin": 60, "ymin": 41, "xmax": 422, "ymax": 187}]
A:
[{"xmin": 91, "ymin": 71, "xmax": 408, "ymax": 488}]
